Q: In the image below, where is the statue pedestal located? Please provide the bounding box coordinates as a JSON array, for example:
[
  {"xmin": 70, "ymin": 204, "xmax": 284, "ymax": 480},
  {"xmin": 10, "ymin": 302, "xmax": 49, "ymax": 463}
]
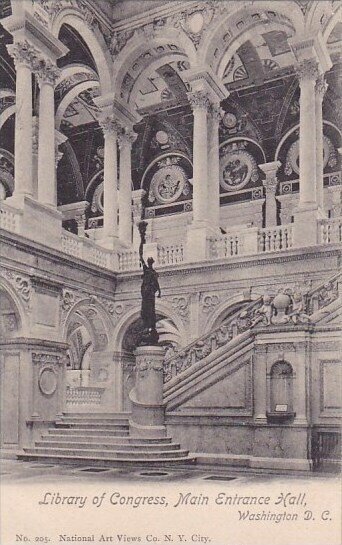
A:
[{"xmin": 129, "ymin": 345, "xmax": 166, "ymax": 438}]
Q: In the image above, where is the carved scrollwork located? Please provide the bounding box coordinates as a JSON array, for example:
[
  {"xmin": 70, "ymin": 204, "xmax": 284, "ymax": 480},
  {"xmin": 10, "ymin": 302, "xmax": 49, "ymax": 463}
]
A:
[
  {"xmin": 0, "ymin": 269, "xmax": 31, "ymax": 309},
  {"xmin": 171, "ymin": 295, "xmax": 189, "ymax": 318},
  {"xmin": 201, "ymin": 293, "xmax": 220, "ymax": 314}
]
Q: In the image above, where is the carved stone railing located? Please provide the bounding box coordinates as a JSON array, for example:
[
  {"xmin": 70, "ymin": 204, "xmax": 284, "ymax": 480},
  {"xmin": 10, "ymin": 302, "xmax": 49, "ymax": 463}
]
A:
[
  {"xmin": 118, "ymin": 248, "xmax": 140, "ymax": 271},
  {"xmin": 258, "ymin": 224, "xmax": 293, "ymax": 252},
  {"xmin": 208, "ymin": 233, "xmax": 241, "ymax": 259},
  {"xmin": 163, "ymin": 298, "xmax": 262, "ymax": 383},
  {"xmin": 319, "ymin": 217, "xmax": 342, "ymax": 245},
  {"xmin": 66, "ymin": 386, "xmax": 105, "ymax": 406},
  {"xmin": 158, "ymin": 242, "xmax": 184, "ymax": 265},
  {"xmin": 61, "ymin": 230, "xmax": 113, "ymax": 269},
  {"xmin": 0, "ymin": 201, "xmax": 22, "ymax": 233}
]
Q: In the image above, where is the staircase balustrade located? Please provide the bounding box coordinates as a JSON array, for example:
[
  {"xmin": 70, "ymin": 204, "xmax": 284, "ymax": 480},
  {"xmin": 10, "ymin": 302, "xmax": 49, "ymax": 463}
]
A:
[
  {"xmin": 306, "ymin": 273, "xmax": 340, "ymax": 313},
  {"xmin": 163, "ymin": 298, "xmax": 262, "ymax": 383},
  {"xmin": 208, "ymin": 233, "xmax": 241, "ymax": 259},
  {"xmin": 157, "ymin": 242, "xmax": 184, "ymax": 265},
  {"xmin": 61, "ymin": 230, "xmax": 113, "ymax": 269},
  {"xmin": 118, "ymin": 248, "xmax": 140, "ymax": 271}
]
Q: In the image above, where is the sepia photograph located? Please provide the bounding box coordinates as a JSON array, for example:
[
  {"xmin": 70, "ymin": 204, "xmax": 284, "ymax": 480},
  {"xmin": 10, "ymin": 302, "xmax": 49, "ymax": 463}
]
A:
[{"xmin": 0, "ymin": 0, "xmax": 341, "ymax": 544}]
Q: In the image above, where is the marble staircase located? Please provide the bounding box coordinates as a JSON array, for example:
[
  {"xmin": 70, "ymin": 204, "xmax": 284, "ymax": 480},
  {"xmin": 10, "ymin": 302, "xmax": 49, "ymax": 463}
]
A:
[{"xmin": 18, "ymin": 412, "xmax": 196, "ymax": 467}]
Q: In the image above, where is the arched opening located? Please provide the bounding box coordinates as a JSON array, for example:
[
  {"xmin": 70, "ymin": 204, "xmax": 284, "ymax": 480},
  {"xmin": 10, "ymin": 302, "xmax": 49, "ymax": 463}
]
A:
[{"xmin": 267, "ymin": 360, "xmax": 295, "ymax": 421}]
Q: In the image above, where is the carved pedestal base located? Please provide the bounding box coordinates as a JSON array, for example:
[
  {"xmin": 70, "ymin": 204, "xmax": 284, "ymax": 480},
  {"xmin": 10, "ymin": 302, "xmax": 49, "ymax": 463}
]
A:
[{"xmin": 129, "ymin": 345, "xmax": 166, "ymax": 438}]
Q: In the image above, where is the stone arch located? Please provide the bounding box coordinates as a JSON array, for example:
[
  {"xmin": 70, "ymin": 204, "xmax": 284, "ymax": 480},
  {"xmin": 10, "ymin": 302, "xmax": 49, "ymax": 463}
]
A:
[
  {"xmin": 200, "ymin": 1, "xmax": 303, "ymax": 75},
  {"xmin": 275, "ymin": 121, "xmax": 341, "ymax": 162},
  {"xmin": 203, "ymin": 292, "xmax": 259, "ymax": 333},
  {"xmin": 112, "ymin": 27, "xmax": 197, "ymax": 106},
  {"xmin": 52, "ymin": 10, "xmax": 112, "ymax": 94},
  {"xmin": 0, "ymin": 277, "xmax": 29, "ymax": 337},
  {"xmin": 306, "ymin": 1, "xmax": 335, "ymax": 36},
  {"xmin": 112, "ymin": 299, "xmax": 187, "ymax": 353},
  {"xmin": 62, "ymin": 297, "xmax": 112, "ymax": 350},
  {"xmin": 55, "ymin": 78, "xmax": 100, "ymax": 129},
  {"xmin": 323, "ymin": 5, "xmax": 342, "ymax": 41}
]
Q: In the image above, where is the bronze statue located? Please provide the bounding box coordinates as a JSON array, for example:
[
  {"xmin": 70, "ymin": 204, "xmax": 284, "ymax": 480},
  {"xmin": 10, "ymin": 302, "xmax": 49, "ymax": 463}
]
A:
[{"xmin": 138, "ymin": 221, "xmax": 161, "ymax": 345}]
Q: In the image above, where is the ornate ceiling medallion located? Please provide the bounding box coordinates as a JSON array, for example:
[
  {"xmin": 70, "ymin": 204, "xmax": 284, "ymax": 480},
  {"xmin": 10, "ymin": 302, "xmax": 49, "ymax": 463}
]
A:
[{"xmin": 148, "ymin": 157, "xmax": 189, "ymax": 204}]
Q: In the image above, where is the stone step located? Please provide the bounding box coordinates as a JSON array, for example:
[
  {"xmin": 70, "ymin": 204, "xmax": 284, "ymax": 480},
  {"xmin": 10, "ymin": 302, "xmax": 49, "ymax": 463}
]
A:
[
  {"xmin": 24, "ymin": 447, "xmax": 190, "ymax": 459},
  {"xmin": 48, "ymin": 428, "xmax": 130, "ymax": 437},
  {"xmin": 35, "ymin": 440, "xmax": 181, "ymax": 452},
  {"xmin": 58, "ymin": 417, "xmax": 130, "ymax": 425},
  {"xmin": 45, "ymin": 433, "xmax": 173, "ymax": 444},
  {"xmin": 55, "ymin": 423, "xmax": 129, "ymax": 430},
  {"xmin": 18, "ymin": 452, "xmax": 197, "ymax": 467},
  {"xmin": 62, "ymin": 412, "xmax": 130, "ymax": 419}
]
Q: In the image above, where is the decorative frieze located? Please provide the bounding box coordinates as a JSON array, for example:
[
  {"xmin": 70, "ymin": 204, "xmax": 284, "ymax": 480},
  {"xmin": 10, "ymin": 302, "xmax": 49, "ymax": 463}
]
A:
[
  {"xmin": 32, "ymin": 352, "xmax": 65, "ymax": 365},
  {"xmin": 137, "ymin": 357, "xmax": 163, "ymax": 373}
]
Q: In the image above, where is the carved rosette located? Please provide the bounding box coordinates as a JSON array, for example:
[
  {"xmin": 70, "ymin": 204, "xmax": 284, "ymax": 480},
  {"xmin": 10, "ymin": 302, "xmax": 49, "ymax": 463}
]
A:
[
  {"xmin": 315, "ymin": 75, "xmax": 328, "ymax": 99},
  {"xmin": 296, "ymin": 59, "xmax": 319, "ymax": 82},
  {"xmin": 7, "ymin": 41, "xmax": 40, "ymax": 70},
  {"xmin": 187, "ymin": 90, "xmax": 211, "ymax": 111}
]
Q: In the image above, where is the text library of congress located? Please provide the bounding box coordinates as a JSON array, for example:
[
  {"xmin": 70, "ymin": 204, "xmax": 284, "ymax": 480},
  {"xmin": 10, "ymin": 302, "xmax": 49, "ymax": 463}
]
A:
[{"xmin": 0, "ymin": 0, "xmax": 341, "ymax": 473}]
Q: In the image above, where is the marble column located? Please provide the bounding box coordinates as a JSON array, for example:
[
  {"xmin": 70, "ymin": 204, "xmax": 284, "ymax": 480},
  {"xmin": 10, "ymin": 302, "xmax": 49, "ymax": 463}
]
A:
[
  {"xmin": 315, "ymin": 74, "xmax": 328, "ymax": 213},
  {"xmin": 7, "ymin": 42, "xmax": 38, "ymax": 202},
  {"xmin": 99, "ymin": 116, "xmax": 121, "ymax": 247},
  {"xmin": 118, "ymin": 128, "xmax": 137, "ymax": 246},
  {"xmin": 259, "ymin": 161, "xmax": 281, "ymax": 227},
  {"xmin": 188, "ymin": 90, "xmax": 211, "ymax": 228},
  {"xmin": 297, "ymin": 59, "xmax": 319, "ymax": 207},
  {"xmin": 36, "ymin": 59, "xmax": 60, "ymax": 207},
  {"xmin": 208, "ymin": 102, "xmax": 223, "ymax": 229}
]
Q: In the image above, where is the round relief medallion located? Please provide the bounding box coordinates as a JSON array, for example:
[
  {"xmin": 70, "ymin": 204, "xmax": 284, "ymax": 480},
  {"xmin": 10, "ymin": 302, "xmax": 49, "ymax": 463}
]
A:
[
  {"xmin": 39, "ymin": 367, "xmax": 57, "ymax": 396},
  {"xmin": 149, "ymin": 165, "xmax": 187, "ymax": 204},
  {"xmin": 285, "ymin": 136, "xmax": 335, "ymax": 176},
  {"xmin": 223, "ymin": 113, "xmax": 237, "ymax": 129},
  {"xmin": 220, "ymin": 150, "xmax": 257, "ymax": 191},
  {"xmin": 155, "ymin": 130, "xmax": 169, "ymax": 145}
]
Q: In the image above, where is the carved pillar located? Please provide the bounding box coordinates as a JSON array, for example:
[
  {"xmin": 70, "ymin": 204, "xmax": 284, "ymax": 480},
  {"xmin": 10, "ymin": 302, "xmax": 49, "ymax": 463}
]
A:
[
  {"xmin": 259, "ymin": 161, "xmax": 281, "ymax": 227},
  {"xmin": 36, "ymin": 60, "xmax": 60, "ymax": 207},
  {"xmin": 118, "ymin": 128, "xmax": 137, "ymax": 246},
  {"xmin": 315, "ymin": 75, "xmax": 328, "ymax": 213},
  {"xmin": 99, "ymin": 116, "xmax": 121, "ymax": 248},
  {"xmin": 7, "ymin": 42, "xmax": 38, "ymax": 202}
]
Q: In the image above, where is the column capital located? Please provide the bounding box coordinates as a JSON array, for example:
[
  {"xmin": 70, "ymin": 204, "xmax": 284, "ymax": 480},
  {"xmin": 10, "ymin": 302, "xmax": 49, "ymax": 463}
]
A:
[
  {"xmin": 36, "ymin": 58, "xmax": 61, "ymax": 86},
  {"xmin": 290, "ymin": 32, "xmax": 332, "ymax": 74},
  {"xmin": 208, "ymin": 102, "xmax": 225, "ymax": 122},
  {"xmin": 98, "ymin": 115, "xmax": 122, "ymax": 137},
  {"xmin": 315, "ymin": 74, "xmax": 328, "ymax": 98},
  {"xmin": 7, "ymin": 41, "xmax": 40, "ymax": 70},
  {"xmin": 187, "ymin": 90, "xmax": 211, "ymax": 111},
  {"xmin": 117, "ymin": 127, "xmax": 137, "ymax": 149},
  {"xmin": 295, "ymin": 59, "xmax": 320, "ymax": 82},
  {"xmin": 185, "ymin": 66, "xmax": 228, "ymax": 102},
  {"xmin": 259, "ymin": 161, "xmax": 281, "ymax": 178}
]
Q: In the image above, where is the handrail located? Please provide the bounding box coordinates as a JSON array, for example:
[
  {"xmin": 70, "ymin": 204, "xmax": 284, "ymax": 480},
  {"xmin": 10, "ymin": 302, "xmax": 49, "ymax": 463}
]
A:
[{"xmin": 305, "ymin": 272, "xmax": 341, "ymax": 313}]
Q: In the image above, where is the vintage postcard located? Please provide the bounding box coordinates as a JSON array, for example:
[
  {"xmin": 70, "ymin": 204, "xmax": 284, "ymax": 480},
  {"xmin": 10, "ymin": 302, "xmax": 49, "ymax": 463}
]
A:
[{"xmin": 0, "ymin": 0, "xmax": 341, "ymax": 544}]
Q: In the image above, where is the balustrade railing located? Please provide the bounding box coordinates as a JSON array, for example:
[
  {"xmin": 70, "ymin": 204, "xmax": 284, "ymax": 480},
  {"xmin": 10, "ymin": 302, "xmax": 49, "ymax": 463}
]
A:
[
  {"xmin": 208, "ymin": 233, "xmax": 241, "ymax": 259},
  {"xmin": 158, "ymin": 242, "xmax": 184, "ymax": 265},
  {"xmin": 319, "ymin": 217, "xmax": 342, "ymax": 245},
  {"xmin": 258, "ymin": 224, "xmax": 293, "ymax": 252},
  {"xmin": 61, "ymin": 230, "xmax": 112, "ymax": 269},
  {"xmin": 118, "ymin": 248, "xmax": 140, "ymax": 271},
  {"xmin": 66, "ymin": 386, "xmax": 104, "ymax": 406},
  {"xmin": 163, "ymin": 298, "xmax": 262, "ymax": 383},
  {"xmin": 0, "ymin": 201, "xmax": 22, "ymax": 233}
]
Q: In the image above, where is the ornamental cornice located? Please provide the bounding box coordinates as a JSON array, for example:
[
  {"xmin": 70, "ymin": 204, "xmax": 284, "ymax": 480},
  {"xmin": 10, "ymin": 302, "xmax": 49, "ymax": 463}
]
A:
[{"xmin": 296, "ymin": 59, "xmax": 320, "ymax": 82}]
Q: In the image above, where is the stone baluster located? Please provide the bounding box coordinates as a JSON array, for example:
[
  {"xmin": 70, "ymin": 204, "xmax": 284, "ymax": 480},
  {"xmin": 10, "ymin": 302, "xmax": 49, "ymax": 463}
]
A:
[
  {"xmin": 315, "ymin": 74, "xmax": 328, "ymax": 214},
  {"xmin": 7, "ymin": 42, "xmax": 39, "ymax": 202},
  {"xmin": 118, "ymin": 128, "xmax": 137, "ymax": 246},
  {"xmin": 36, "ymin": 59, "xmax": 61, "ymax": 207},
  {"xmin": 99, "ymin": 116, "xmax": 121, "ymax": 248},
  {"xmin": 259, "ymin": 161, "xmax": 281, "ymax": 227}
]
